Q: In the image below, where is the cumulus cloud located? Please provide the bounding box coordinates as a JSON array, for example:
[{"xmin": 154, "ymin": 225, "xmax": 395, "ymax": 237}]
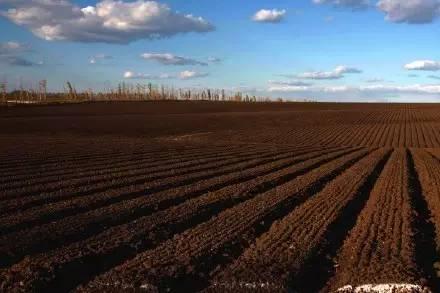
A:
[
  {"xmin": 123, "ymin": 71, "xmax": 174, "ymax": 79},
  {"xmin": 271, "ymin": 85, "xmax": 352, "ymax": 93},
  {"xmin": 335, "ymin": 65, "xmax": 362, "ymax": 74},
  {"xmin": 89, "ymin": 53, "xmax": 112, "ymax": 64},
  {"xmin": 0, "ymin": 41, "xmax": 29, "ymax": 55},
  {"xmin": 207, "ymin": 57, "xmax": 222, "ymax": 63},
  {"xmin": 0, "ymin": 0, "xmax": 215, "ymax": 43},
  {"xmin": 123, "ymin": 70, "xmax": 208, "ymax": 80},
  {"xmin": 267, "ymin": 82, "xmax": 440, "ymax": 101},
  {"xmin": 377, "ymin": 0, "xmax": 440, "ymax": 24},
  {"xmin": 140, "ymin": 53, "xmax": 207, "ymax": 66},
  {"xmin": 369, "ymin": 84, "xmax": 437, "ymax": 93},
  {"xmin": 298, "ymin": 71, "xmax": 342, "ymax": 80},
  {"xmin": 405, "ymin": 60, "xmax": 440, "ymax": 71},
  {"xmin": 313, "ymin": 0, "xmax": 369, "ymax": 10},
  {"xmin": 365, "ymin": 78, "xmax": 385, "ymax": 83},
  {"xmin": 179, "ymin": 70, "xmax": 209, "ymax": 80},
  {"xmin": 5, "ymin": 56, "xmax": 38, "ymax": 67},
  {"xmin": 253, "ymin": 9, "xmax": 286, "ymax": 23},
  {"xmin": 269, "ymin": 83, "xmax": 440, "ymax": 95},
  {"xmin": 0, "ymin": 41, "xmax": 39, "ymax": 66},
  {"xmin": 297, "ymin": 65, "xmax": 362, "ymax": 80},
  {"xmin": 269, "ymin": 80, "xmax": 313, "ymax": 86},
  {"xmin": 227, "ymin": 85, "xmax": 262, "ymax": 94}
]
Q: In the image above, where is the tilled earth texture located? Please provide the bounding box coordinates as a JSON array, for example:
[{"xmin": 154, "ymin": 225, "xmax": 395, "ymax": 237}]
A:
[{"xmin": 1, "ymin": 101, "xmax": 440, "ymax": 292}]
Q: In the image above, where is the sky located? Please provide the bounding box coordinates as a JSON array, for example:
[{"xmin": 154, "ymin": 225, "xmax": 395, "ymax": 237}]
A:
[{"xmin": 1, "ymin": 0, "xmax": 440, "ymax": 102}]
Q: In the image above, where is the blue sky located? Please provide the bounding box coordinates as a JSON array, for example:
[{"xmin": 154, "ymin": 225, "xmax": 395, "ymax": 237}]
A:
[{"xmin": 1, "ymin": 0, "xmax": 440, "ymax": 102}]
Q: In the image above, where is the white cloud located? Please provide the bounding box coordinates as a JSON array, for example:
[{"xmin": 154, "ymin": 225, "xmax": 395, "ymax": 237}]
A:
[
  {"xmin": 89, "ymin": 53, "xmax": 112, "ymax": 64},
  {"xmin": 95, "ymin": 54, "xmax": 112, "ymax": 59},
  {"xmin": 265, "ymin": 83, "xmax": 440, "ymax": 102},
  {"xmin": 123, "ymin": 71, "xmax": 174, "ymax": 79},
  {"xmin": 404, "ymin": 60, "xmax": 440, "ymax": 71},
  {"xmin": 365, "ymin": 78, "xmax": 385, "ymax": 83},
  {"xmin": 297, "ymin": 65, "xmax": 362, "ymax": 80},
  {"xmin": 313, "ymin": 0, "xmax": 369, "ymax": 10},
  {"xmin": 334, "ymin": 65, "xmax": 362, "ymax": 74},
  {"xmin": 123, "ymin": 70, "xmax": 208, "ymax": 80},
  {"xmin": 207, "ymin": 57, "xmax": 222, "ymax": 63},
  {"xmin": 268, "ymin": 83, "xmax": 440, "ymax": 99},
  {"xmin": 377, "ymin": 0, "xmax": 440, "ymax": 24},
  {"xmin": 253, "ymin": 9, "xmax": 286, "ymax": 23},
  {"xmin": 4, "ymin": 56, "xmax": 39, "ymax": 67},
  {"xmin": 299, "ymin": 71, "xmax": 342, "ymax": 80},
  {"xmin": 140, "ymin": 53, "xmax": 207, "ymax": 66},
  {"xmin": 231, "ymin": 85, "xmax": 263, "ymax": 94},
  {"xmin": 0, "ymin": 41, "xmax": 29, "ymax": 55},
  {"xmin": 269, "ymin": 85, "xmax": 311, "ymax": 92},
  {"xmin": 269, "ymin": 80, "xmax": 313, "ymax": 86},
  {"xmin": 0, "ymin": 41, "xmax": 38, "ymax": 66},
  {"xmin": 1, "ymin": 0, "xmax": 215, "ymax": 43},
  {"xmin": 0, "ymin": 42, "xmax": 20, "ymax": 51},
  {"xmin": 179, "ymin": 70, "xmax": 209, "ymax": 80},
  {"xmin": 364, "ymin": 84, "xmax": 440, "ymax": 94}
]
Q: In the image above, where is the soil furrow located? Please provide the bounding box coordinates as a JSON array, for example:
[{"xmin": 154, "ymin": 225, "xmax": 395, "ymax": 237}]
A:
[
  {"xmin": 0, "ymin": 148, "xmax": 275, "ymax": 214},
  {"xmin": 0, "ymin": 147, "xmax": 268, "ymax": 201},
  {"xmin": 206, "ymin": 148, "xmax": 390, "ymax": 292},
  {"xmin": 74, "ymin": 148, "xmax": 370, "ymax": 293},
  {"xmin": 0, "ymin": 145, "xmax": 255, "ymax": 189},
  {"xmin": 324, "ymin": 150, "xmax": 427, "ymax": 292},
  {"xmin": 0, "ymin": 147, "xmax": 351, "ymax": 269},
  {"xmin": 0, "ymin": 149, "xmax": 291, "ymax": 234}
]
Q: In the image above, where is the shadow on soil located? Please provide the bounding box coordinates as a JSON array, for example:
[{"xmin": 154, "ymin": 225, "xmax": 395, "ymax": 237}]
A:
[
  {"xmin": 288, "ymin": 149, "xmax": 393, "ymax": 293},
  {"xmin": 407, "ymin": 150, "xmax": 440, "ymax": 292}
]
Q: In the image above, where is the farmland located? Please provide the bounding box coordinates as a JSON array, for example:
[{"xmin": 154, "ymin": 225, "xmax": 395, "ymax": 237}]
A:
[{"xmin": 2, "ymin": 101, "xmax": 440, "ymax": 292}]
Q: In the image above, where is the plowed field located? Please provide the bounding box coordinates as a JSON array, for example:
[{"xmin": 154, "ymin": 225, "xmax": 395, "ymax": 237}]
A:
[{"xmin": 2, "ymin": 101, "xmax": 440, "ymax": 292}]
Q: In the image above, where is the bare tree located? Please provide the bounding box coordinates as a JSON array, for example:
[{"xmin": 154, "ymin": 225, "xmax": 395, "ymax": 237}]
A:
[
  {"xmin": 66, "ymin": 81, "xmax": 78, "ymax": 101},
  {"xmin": 39, "ymin": 80, "xmax": 47, "ymax": 102},
  {"xmin": 0, "ymin": 80, "xmax": 6, "ymax": 104}
]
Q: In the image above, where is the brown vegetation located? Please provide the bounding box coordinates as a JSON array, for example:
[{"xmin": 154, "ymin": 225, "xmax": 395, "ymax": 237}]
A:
[{"xmin": 1, "ymin": 81, "xmax": 278, "ymax": 105}]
